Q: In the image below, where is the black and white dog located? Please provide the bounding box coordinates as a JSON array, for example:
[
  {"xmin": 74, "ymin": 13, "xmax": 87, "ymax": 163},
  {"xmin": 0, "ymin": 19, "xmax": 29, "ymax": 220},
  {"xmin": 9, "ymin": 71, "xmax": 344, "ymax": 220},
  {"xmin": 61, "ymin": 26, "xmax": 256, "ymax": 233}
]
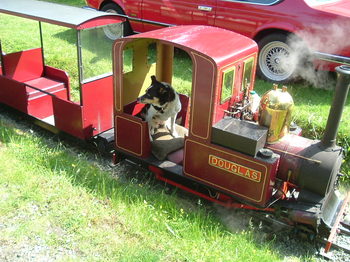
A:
[{"xmin": 138, "ymin": 75, "xmax": 181, "ymax": 138}]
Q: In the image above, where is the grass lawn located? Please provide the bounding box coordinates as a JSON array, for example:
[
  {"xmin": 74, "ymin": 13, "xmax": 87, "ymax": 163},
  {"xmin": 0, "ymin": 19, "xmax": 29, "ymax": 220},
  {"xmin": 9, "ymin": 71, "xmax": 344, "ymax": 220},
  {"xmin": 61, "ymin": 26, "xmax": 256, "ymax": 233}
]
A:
[
  {"xmin": 0, "ymin": 111, "xmax": 288, "ymax": 261},
  {"xmin": 0, "ymin": 0, "xmax": 349, "ymax": 261}
]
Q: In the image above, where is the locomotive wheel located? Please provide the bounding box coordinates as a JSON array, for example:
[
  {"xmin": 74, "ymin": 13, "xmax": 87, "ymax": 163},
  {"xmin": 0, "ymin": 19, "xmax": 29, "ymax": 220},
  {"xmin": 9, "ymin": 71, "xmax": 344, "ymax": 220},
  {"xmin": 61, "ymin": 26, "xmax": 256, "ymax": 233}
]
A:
[
  {"xmin": 257, "ymin": 33, "xmax": 305, "ymax": 83},
  {"xmin": 93, "ymin": 137, "xmax": 114, "ymax": 157},
  {"xmin": 101, "ymin": 3, "xmax": 132, "ymax": 40},
  {"xmin": 294, "ymin": 224, "xmax": 317, "ymax": 242}
]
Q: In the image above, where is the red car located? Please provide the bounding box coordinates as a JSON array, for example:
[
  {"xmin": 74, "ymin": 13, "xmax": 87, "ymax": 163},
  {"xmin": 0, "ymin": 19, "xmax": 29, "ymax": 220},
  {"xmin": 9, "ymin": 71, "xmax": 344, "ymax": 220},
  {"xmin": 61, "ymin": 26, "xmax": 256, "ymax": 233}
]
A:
[{"xmin": 86, "ymin": 0, "xmax": 350, "ymax": 83}]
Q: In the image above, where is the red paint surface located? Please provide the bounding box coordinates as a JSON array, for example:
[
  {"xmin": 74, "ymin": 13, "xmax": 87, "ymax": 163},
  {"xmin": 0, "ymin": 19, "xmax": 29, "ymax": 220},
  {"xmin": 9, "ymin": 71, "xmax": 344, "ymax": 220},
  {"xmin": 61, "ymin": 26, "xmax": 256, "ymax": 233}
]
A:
[
  {"xmin": 0, "ymin": 48, "xmax": 71, "ymax": 120},
  {"xmin": 115, "ymin": 114, "xmax": 151, "ymax": 157},
  {"xmin": 0, "ymin": 77, "xmax": 28, "ymax": 113},
  {"xmin": 25, "ymin": 78, "xmax": 67, "ymax": 119},
  {"xmin": 2, "ymin": 48, "xmax": 43, "ymax": 82},
  {"xmin": 184, "ymin": 139, "xmax": 279, "ymax": 206},
  {"xmin": 44, "ymin": 66, "xmax": 70, "ymax": 100},
  {"xmin": 52, "ymin": 97, "xmax": 85, "ymax": 139},
  {"xmin": 267, "ymin": 134, "xmax": 314, "ymax": 184},
  {"xmin": 81, "ymin": 76, "xmax": 114, "ymax": 136}
]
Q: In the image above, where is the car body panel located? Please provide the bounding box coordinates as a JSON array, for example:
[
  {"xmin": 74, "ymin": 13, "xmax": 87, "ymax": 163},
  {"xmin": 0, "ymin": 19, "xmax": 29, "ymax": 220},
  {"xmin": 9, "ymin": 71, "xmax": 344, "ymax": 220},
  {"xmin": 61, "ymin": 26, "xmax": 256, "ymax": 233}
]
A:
[
  {"xmin": 87, "ymin": 0, "xmax": 350, "ymax": 74},
  {"xmin": 141, "ymin": 0, "xmax": 216, "ymax": 32}
]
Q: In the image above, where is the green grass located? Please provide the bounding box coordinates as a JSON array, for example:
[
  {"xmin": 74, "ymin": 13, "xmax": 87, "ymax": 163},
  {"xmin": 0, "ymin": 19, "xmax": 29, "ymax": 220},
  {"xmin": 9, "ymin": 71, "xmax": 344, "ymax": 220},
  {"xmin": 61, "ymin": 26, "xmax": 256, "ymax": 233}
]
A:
[
  {"xmin": 0, "ymin": 0, "xmax": 349, "ymax": 260},
  {"xmin": 0, "ymin": 115, "xmax": 284, "ymax": 261}
]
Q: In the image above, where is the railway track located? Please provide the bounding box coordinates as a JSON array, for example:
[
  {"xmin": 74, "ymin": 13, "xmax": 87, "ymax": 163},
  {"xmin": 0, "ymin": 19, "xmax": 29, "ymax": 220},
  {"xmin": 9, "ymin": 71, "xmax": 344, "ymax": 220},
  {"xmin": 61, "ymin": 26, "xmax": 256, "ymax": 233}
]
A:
[
  {"xmin": 319, "ymin": 231, "xmax": 350, "ymax": 261},
  {"xmin": 319, "ymin": 192, "xmax": 350, "ymax": 260},
  {"xmin": 236, "ymin": 199, "xmax": 350, "ymax": 261}
]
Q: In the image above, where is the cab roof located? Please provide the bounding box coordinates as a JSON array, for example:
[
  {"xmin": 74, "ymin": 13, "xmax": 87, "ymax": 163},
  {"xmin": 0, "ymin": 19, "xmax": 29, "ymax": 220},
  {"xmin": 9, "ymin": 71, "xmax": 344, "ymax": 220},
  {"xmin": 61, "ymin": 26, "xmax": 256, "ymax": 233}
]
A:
[
  {"xmin": 126, "ymin": 25, "xmax": 258, "ymax": 66},
  {"xmin": 0, "ymin": 0, "xmax": 124, "ymax": 29}
]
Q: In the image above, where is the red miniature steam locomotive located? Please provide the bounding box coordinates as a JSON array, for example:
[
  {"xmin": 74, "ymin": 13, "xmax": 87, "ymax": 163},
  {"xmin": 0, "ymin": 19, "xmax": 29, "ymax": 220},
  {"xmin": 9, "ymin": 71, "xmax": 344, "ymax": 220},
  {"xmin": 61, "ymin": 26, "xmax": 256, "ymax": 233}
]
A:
[
  {"xmin": 111, "ymin": 26, "xmax": 349, "ymax": 243},
  {"xmin": 0, "ymin": 0, "xmax": 349, "ymax": 251}
]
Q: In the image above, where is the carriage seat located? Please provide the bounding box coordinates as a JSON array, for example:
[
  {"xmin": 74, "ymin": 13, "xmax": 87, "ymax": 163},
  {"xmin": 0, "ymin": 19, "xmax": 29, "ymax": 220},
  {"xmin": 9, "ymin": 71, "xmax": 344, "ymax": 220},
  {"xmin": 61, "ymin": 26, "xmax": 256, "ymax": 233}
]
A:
[
  {"xmin": 2, "ymin": 48, "xmax": 66, "ymax": 99},
  {"xmin": 25, "ymin": 77, "xmax": 65, "ymax": 100}
]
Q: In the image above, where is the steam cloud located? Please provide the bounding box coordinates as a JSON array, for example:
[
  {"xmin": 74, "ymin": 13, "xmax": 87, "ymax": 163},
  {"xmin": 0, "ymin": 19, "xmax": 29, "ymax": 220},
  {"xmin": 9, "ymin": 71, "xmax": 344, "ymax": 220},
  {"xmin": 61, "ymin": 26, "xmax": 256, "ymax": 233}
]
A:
[{"xmin": 286, "ymin": 18, "xmax": 350, "ymax": 88}]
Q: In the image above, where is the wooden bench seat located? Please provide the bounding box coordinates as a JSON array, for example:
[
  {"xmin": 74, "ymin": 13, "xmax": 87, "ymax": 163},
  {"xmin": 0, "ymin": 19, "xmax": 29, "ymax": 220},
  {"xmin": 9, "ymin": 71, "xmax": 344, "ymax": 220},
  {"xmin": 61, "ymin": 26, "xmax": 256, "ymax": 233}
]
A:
[
  {"xmin": 25, "ymin": 77, "xmax": 66, "ymax": 100},
  {"xmin": 0, "ymin": 48, "xmax": 69, "ymax": 119}
]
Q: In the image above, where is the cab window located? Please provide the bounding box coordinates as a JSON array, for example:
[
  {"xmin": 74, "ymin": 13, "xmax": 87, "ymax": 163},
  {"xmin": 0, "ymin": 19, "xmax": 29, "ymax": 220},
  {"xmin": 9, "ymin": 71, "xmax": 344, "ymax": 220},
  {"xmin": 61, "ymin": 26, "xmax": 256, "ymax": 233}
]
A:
[
  {"xmin": 221, "ymin": 67, "xmax": 236, "ymax": 103},
  {"xmin": 241, "ymin": 57, "xmax": 254, "ymax": 91}
]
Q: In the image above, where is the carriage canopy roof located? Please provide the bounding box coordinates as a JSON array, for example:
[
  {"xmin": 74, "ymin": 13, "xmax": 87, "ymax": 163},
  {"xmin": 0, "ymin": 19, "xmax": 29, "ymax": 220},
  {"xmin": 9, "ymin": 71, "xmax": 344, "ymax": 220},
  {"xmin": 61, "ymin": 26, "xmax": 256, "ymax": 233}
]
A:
[
  {"xmin": 125, "ymin": 25, "xmax": 258, "ymax": 66},
  {"xmin": 0, "ymin": 0, "xmax": 124, "ymax": 29}
]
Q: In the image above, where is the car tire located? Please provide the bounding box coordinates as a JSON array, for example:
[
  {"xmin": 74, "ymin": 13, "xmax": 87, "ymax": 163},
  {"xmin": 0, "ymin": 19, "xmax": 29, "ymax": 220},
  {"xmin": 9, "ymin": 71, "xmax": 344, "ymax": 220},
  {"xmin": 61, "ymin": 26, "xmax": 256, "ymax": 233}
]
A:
[
  {"xmin": 101, "ymin": 3, "xmax": 132, "ymax": 40},
  {"xmin": 257, "ymin": 33, "xmax": 303, "ymax": 83}
]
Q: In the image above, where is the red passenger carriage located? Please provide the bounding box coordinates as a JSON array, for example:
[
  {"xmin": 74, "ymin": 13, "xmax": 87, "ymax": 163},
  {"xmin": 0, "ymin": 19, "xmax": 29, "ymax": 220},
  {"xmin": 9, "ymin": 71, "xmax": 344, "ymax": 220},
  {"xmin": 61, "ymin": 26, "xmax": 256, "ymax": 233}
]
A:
[{"xmin": 0, "ymin": 0, "xmax": 124, "ymax": 139}]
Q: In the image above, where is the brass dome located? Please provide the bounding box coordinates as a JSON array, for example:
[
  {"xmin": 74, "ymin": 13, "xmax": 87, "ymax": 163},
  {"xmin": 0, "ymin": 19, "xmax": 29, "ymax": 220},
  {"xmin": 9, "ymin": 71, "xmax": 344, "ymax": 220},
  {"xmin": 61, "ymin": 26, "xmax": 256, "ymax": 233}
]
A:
[{"xmin": 259, "ymin": 84, "xmax": 294, "ymax": 143}]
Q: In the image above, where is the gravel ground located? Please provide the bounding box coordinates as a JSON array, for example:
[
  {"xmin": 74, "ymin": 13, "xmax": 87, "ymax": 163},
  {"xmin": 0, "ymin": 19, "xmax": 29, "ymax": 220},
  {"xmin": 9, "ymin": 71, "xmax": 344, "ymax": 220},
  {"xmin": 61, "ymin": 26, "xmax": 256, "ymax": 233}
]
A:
[
  {"xmin": 216, "ymin": 205, "xmax": 350, "ymax": 262},
  {"xmin": 0, "ymin": 238, "xmax": 78, "ymax": 262}
]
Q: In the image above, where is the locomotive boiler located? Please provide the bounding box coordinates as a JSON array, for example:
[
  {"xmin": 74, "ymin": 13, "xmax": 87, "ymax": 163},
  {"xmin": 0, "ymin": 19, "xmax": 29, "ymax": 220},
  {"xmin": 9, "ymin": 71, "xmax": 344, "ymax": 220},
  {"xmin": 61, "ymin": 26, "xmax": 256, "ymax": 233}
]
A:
[{"xmin": 258, "ymin": 66, "xmax": 349, "ymax": 233}]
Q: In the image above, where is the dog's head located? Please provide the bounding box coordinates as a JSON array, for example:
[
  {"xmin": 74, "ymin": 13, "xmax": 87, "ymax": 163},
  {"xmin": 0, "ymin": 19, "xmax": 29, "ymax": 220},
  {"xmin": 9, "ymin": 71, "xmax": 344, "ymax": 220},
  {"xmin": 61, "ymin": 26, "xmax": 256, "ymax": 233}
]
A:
[{"xmin": 137, "ymin": 75, "xmax": 175, "ymax": 107}]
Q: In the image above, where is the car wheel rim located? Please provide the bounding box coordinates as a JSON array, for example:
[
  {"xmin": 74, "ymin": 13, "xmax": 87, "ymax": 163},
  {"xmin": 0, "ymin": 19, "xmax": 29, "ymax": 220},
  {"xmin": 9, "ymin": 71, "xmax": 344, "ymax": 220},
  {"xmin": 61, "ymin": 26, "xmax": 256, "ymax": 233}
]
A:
[
  {"xmin": 102, "ymin": 9, "xmax": 123, "ymax": 40},
  {"xmin": 259, "ymin": 41, "xmax": 295, "ymax": 82}
]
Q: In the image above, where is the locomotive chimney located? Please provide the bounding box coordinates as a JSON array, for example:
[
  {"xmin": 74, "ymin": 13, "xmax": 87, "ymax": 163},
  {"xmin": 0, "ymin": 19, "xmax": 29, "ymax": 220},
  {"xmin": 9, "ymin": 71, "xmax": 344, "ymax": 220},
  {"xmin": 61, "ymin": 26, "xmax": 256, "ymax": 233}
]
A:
[{"xmin": 321, "ymin": 65, "xmax": 350, "ymax": 148}]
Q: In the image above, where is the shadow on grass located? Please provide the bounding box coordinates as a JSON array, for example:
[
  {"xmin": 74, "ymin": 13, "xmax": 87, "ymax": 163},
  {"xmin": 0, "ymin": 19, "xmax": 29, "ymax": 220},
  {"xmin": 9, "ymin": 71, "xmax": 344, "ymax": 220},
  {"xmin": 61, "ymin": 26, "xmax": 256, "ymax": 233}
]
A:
[{"xmin": 0, "ymin": 103, "xmax": 200, "ymax": 217}]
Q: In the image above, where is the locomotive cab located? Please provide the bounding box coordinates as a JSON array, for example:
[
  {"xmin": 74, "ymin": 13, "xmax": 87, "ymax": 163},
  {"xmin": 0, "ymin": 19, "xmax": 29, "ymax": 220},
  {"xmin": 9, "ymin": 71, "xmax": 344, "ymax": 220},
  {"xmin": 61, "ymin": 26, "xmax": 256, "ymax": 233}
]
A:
[
  {"xmin": 113, "ymin": 26, "xmax": 281, "ymax": 207},
  {"xmin": 113, "ymin": 37, "xmax": 190, "ymax": 159},
  {"xmin": 0, "ymin": 0, "xmax": 348, "ymax": 253}
]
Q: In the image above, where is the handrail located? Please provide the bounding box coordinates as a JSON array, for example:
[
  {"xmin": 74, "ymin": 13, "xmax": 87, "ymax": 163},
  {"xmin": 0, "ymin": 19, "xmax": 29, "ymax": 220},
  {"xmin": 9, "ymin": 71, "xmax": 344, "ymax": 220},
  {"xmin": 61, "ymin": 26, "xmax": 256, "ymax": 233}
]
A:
[{"xmin": 314, "ymin": 51, "xmax": 350, "ymax": 65}]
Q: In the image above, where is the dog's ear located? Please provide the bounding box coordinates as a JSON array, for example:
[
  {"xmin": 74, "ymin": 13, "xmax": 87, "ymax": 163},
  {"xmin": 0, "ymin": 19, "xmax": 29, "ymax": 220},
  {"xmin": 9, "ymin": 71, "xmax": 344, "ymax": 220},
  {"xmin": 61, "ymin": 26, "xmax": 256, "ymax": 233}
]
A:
[{"xmin": 151, "ymin": 75, "xmax": 157, "ymax": 84}]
